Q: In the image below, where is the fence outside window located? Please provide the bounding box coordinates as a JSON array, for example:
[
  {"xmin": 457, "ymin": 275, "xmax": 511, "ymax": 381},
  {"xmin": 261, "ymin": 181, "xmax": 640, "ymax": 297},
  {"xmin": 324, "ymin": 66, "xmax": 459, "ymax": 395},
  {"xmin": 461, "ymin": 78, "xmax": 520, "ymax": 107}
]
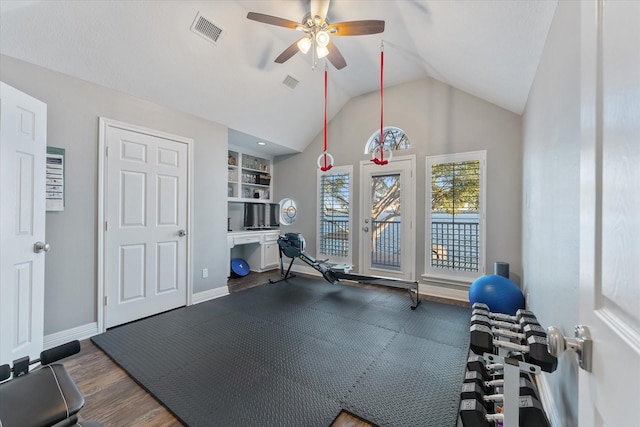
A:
[{"xmin": 431, "ymin": 215, "xmax": 479, "ymax": 272}]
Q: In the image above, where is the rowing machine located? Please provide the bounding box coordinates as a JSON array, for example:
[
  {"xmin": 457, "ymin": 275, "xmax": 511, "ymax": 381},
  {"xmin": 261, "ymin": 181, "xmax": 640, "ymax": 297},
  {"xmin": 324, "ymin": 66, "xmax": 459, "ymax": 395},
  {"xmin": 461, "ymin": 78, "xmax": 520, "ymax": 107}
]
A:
[{"xmin": 271, "ymin": 233, "xmax": 421, "ymax": 309}]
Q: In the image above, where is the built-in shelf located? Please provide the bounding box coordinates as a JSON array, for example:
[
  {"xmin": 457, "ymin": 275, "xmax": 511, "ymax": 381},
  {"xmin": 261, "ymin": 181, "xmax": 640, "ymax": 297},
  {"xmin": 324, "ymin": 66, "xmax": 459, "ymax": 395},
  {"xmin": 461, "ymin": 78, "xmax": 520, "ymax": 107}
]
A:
[{"xmin": 228, "ymin": 149, "xmax": 273, "ymax": 202}]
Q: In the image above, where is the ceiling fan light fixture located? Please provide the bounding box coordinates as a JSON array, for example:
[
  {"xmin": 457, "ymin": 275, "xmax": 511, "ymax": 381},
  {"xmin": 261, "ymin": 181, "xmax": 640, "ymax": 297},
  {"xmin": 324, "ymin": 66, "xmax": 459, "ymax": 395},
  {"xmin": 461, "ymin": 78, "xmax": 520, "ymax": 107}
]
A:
[
  {"xmin": 316, "ymin": 44, "xmax": 329, "ymax": 59},
  {"xmin": 297, "ymin": 36, "xmax": 312, "ymax": 54},
  {"xmin": 315, "ymin": 30, "xmax": 330, "ymax": 47}
]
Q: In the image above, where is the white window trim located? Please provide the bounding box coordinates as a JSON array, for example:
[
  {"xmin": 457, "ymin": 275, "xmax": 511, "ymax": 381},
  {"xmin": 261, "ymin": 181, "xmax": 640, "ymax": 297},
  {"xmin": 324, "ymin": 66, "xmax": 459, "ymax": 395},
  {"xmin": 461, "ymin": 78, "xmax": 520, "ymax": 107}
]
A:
[
  {"xmin": 316, "ymin": 165, "xmax": 353, "ymax": 264},
  {"xmin": 423, "ymin": 150, "xmax": 486, "ymax": 285}
]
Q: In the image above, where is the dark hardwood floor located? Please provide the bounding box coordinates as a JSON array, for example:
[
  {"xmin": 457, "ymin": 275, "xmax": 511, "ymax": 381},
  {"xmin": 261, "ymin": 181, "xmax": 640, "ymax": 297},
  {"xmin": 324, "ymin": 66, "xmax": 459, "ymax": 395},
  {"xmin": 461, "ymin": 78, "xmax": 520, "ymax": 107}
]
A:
[{"xmin": 64, "ymin": 271, "xmax": 467, "ymax": 426}]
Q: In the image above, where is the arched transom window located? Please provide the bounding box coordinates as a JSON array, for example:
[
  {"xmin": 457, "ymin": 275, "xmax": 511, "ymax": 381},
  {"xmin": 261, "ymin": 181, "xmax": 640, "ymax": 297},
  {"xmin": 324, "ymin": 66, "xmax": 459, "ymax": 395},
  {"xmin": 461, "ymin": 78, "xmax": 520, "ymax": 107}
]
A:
[{"xmin": 364, "ymin": 126, "xmax": 411, "ymax": 155}]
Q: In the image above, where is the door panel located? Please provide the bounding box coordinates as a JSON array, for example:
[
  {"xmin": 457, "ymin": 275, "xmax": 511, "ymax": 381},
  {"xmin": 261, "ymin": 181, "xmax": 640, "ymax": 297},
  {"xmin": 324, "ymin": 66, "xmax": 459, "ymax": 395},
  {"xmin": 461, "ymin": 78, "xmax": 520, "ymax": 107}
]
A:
[
  {"xmin": 157, "ymin": 241, "xmax": 178, "ymax": 293},
  {"xmin": 105, "ymin": 124, "xmax": 188, "ymax": 328},
  {"xmin": 0, "ymin": 82, "xmax": 47, "ymax": 365},
  {"xmin": 360, "ymin": 157, "xmax": 414, "ymax": 280},
  {"xmin": 579, "ymin": 1, "xmax": 640, "ymax": 425}
]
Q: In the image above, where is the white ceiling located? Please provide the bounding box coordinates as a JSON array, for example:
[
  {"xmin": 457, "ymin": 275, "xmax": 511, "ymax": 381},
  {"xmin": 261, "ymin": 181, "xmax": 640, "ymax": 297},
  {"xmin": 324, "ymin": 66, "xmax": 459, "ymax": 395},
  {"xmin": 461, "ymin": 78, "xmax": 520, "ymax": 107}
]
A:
[{"xmin": 0, "ymin": 0, "xmax": 557, "ymax": 156}]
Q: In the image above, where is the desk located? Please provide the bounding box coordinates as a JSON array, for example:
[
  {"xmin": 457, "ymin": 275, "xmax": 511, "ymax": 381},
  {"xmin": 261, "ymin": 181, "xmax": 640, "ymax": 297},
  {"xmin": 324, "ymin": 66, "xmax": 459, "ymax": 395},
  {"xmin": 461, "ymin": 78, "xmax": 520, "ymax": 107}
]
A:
[{"xmin": 227, "ymin": 230, "xmax": 280, "ymax": 275}]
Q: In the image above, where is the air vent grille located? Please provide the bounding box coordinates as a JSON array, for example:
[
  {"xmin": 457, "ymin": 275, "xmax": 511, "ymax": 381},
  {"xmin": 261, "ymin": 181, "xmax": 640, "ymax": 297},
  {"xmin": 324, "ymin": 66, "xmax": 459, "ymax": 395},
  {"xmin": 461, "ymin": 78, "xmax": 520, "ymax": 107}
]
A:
[
  {"xmin": 191, "ymin": 12, "xmax": 224, "ymax": 44},
  {"xmin": 283, "ymin": 75, "xmax": 299, "ymax": 90}
]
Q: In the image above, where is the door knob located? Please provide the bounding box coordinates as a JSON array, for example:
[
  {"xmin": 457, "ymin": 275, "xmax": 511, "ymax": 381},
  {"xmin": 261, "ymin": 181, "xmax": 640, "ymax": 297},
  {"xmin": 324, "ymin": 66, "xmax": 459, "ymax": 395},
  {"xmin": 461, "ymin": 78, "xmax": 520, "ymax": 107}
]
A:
[
  {"xmin": 34, "ymin": 241, "xmax": 50, "ymax": 253},
  {"xmin": 178, "ymin": 229, "xmax": 187, "ymax": 237},
  {"xmin": 362, "ymin": 226, "xmax": 369, "ymax": 232},
  {"xmin": 547, "ymin": 325, "xmax": 592, "ymax": 372}
]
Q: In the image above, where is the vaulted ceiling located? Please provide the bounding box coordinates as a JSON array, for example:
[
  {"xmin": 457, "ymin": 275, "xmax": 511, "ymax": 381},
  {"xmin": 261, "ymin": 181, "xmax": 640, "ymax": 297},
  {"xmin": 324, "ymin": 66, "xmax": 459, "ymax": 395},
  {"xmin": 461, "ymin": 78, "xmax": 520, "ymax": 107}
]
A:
[{"xmin": 0, "ymin": 0, "xmax": 557, "ymax": 156}]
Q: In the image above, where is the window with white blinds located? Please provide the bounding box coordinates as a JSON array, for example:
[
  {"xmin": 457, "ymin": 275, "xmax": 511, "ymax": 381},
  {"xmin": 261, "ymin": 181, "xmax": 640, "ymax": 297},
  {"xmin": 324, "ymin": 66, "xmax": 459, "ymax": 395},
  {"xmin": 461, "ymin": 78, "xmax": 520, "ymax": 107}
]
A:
[
  {"xmin": 425, "ymin": 151, "xmax": 486, "ymax": 282},
  {"xmin": 317, "ymin": 166, "xmax": 352, "ymax": 262}
]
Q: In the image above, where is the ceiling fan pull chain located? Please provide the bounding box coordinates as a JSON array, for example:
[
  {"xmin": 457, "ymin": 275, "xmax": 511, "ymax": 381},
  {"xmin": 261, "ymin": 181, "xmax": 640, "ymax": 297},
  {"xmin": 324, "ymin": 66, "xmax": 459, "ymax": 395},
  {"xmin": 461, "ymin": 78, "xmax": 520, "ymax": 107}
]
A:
[
  {"xmin": 372, "ymin": 41, "xmax": 388, "ymax": 166},
  {"xmin": 320, "ymin": 66, "xmax": 333, "ymax": 171}
]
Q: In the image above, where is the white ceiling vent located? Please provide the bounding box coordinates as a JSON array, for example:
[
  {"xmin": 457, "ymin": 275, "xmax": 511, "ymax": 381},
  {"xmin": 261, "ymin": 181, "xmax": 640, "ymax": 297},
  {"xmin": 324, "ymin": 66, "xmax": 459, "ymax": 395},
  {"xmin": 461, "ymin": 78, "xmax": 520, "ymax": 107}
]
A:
[
  {"xmin": 282, "ymin": 75, "xmax": 299, "ymax": 90},
  {"xmin": 190, "ymin": 12, "xmax": 224, "ymax": 45}
]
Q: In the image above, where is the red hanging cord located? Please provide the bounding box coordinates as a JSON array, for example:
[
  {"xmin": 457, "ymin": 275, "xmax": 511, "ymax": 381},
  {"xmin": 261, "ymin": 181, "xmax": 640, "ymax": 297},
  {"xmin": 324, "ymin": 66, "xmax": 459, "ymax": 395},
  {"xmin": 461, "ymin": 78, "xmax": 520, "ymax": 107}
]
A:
[
  {"xmin": 324, "ymin": 68, "xmax": 327, "ymax": 166},
  {"xmin": 372, "ymin": 42, "xmax": 388, "ymax": 165},
  {"xmin": 320, "ymin": 67, "xmax": 333, "ymax": 171},
  {"xmin": 380, "ymin": 45, "xmax": 384, "ymax": 161}
]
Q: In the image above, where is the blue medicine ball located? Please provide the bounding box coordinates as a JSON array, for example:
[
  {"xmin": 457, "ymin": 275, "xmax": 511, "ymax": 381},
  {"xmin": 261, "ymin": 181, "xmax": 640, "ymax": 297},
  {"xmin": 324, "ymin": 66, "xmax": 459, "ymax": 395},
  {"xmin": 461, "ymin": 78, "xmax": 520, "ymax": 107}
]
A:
[{"xmin": 468, "ymin": 274, "xmax": 525, "ymax": 316}]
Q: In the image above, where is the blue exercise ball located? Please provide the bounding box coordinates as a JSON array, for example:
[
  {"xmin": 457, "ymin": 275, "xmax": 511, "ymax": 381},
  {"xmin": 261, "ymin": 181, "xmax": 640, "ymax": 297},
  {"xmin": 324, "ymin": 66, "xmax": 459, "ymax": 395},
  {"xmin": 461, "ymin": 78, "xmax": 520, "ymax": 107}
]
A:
[
  {"xmin": 230, "ymin": 258, "xmax": 250, "ymax": 277},
  {"xmin": 468, "ymin": 274, "xmax": 525, "ymax": 316}
]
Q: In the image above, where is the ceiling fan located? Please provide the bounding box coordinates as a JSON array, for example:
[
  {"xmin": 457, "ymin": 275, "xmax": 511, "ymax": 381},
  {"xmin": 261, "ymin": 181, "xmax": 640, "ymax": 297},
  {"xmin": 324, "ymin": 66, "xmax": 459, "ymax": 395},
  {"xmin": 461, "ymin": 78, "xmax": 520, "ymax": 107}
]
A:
[{"xmin": 247, "ymin": 0, "xmax": 385, "ymax": 70}]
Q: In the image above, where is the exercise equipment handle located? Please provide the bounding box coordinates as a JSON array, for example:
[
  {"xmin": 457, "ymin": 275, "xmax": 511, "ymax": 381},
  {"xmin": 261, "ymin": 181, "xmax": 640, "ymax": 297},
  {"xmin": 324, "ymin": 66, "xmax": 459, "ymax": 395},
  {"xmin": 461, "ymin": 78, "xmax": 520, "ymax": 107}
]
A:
[{"xmin": 39, "ymin": 340, "xmax": 81, "ymax": 365}]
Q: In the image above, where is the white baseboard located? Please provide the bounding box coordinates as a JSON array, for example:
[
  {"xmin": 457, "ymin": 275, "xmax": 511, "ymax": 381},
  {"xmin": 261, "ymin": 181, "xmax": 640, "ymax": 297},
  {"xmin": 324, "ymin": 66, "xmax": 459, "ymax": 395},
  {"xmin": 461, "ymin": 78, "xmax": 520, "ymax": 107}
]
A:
[
  {"xmin": 44, "ymin": 322, "xmax": 99, "ymax": 349},
  {"xmin": 191, "ymin": 286, "xmax": 229, "ymax": 305},
  {"xmin": 42, "ymin": 288, "xmax": 229, "ymax": 349},
  {"xmin": 536, "ymin": 372, "xmax": 562, "ymax": 427},
  {"xmin": 419, "ymin": 282, "xmax": 469, "ymax": 302}
]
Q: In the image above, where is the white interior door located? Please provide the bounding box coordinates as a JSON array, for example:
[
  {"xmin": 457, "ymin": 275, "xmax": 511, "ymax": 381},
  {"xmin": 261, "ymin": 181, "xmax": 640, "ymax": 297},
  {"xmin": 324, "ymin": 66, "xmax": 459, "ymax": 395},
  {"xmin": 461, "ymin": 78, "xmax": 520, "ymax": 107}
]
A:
[
  {"xmin": 0, "ymin": 82, "xmax": 47, "ymax": 365},
  {"xmin": 104, "ymin": 122, "xmax": 189, "ymax": 328},
  {"xmin": 578, "ymin": 1, "xmax": 640, "ymax": 425},
  {"xmin": 359, "ymin": 156, "xmax": 415, "ymax": 280}
]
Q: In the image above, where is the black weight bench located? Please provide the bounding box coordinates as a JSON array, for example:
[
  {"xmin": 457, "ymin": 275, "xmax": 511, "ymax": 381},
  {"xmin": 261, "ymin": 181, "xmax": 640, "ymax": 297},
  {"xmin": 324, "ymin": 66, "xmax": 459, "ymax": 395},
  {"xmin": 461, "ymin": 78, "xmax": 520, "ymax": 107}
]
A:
[{"xmin": 0, "ymin": 341, "xmax": 102, "ymax": 427}]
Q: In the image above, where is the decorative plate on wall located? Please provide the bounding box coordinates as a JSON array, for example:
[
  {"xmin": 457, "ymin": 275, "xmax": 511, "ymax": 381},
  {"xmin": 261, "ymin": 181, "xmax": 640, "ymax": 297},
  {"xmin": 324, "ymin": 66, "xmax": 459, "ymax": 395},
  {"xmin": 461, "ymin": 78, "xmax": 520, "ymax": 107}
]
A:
[{"xmin": 279, "ymin": 198, "xmax": 297, "ymax": 225}]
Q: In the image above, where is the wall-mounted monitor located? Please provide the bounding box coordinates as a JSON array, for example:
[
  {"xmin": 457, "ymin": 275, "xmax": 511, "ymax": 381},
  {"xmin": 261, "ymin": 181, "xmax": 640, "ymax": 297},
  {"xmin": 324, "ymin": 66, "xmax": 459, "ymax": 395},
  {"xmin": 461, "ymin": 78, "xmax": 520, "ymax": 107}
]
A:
[{"xmin": 244, "ymin": 203, "xmax": 280, "ymax": 230}]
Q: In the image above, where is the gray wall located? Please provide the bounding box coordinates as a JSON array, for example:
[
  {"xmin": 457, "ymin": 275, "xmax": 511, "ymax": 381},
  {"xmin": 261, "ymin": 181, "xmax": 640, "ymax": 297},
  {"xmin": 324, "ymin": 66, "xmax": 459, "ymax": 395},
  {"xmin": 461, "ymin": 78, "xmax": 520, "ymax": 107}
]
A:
[
  {"xmin": 274, "ymin": 76, "xmax": 522, "ymax": 285},
  {"xmin": 1, "ymin": 55, "xmax": 229, "ymax": 335},
  {"xmin": 521, "ymin": 1, "xmax": 580, "ymax": 426}
]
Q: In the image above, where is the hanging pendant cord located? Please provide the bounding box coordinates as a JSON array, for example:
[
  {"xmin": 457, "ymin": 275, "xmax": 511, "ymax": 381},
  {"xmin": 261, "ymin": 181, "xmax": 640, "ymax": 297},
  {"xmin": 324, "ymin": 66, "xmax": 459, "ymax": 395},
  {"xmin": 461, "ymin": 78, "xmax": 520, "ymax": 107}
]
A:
[{"xmin": 372, "ymin": 41, "xmax": 388, "ymax": 165}]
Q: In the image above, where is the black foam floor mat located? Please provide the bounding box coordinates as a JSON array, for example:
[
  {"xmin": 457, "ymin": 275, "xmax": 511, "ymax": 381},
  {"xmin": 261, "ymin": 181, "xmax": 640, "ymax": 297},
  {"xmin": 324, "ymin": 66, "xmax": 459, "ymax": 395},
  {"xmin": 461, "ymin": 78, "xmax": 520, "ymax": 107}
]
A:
[{"xmin": 92, "ymin": 276, "xmax": 470, "ymax": 426}]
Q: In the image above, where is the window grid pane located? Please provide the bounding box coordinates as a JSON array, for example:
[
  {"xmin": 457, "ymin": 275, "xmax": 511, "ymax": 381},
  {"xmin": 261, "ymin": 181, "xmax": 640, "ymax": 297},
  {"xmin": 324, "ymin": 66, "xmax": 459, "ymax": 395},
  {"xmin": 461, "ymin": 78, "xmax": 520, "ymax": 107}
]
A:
[
  {"xmin": 319, "ymin": 173, "xmax": 350, "ymax": 257},
  {"xmin": 431, "ymin": 160, "xmax": 480, "ymax": 272},
  {"xmin": 370, "ymin": 174, "xmax": 401, "ymax": 270}
]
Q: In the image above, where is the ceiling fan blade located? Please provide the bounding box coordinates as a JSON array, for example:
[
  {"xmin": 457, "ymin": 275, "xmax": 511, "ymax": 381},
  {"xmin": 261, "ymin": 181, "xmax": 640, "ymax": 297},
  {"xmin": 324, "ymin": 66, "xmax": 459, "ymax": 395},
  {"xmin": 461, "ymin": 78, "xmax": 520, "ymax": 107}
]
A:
[
  {"xmin": 327, "ymin": 20, "xmax": 386, "ymax": 36},
  {"xmin": 274, "ymin": 39, "xmax": 304, "ymax": 64},
  {"xmin": 247, "ymin": 12, "xmax": 300, "ymax": 29},
  {"xmin": 310, "ymin": 0, "xmax": 331, "ymax": 22},
  {"xmin": 326, "ymin": 40, "xmax": 347, "ymax": 70}
]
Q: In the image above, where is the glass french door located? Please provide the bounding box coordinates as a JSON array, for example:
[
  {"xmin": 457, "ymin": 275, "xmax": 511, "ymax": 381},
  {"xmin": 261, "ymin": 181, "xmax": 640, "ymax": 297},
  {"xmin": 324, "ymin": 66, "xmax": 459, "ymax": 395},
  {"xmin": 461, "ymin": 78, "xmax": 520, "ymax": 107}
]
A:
[{"xmin": 360, "ymin": 157, "xmax": 414, "ymax": 280}]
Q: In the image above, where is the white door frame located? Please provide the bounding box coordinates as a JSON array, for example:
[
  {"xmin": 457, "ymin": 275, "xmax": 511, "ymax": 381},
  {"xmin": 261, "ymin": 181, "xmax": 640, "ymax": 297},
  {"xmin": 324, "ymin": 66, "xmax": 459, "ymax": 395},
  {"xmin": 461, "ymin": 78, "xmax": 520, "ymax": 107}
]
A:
[
  {"xmin": 359, "ymin": 154, "xmax": 416, "ymax": 280},
  {"xmin": 97, "ymin": 118, "xmax": 193, "ymax": 333}
]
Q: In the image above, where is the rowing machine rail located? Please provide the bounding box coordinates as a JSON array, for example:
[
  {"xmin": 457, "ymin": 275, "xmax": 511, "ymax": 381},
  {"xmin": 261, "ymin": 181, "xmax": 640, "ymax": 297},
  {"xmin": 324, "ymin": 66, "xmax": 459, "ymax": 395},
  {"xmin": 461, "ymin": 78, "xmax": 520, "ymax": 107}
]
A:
[{"xmin": 271, "ymin": 233, "xmax": 421, "ymax": 309}]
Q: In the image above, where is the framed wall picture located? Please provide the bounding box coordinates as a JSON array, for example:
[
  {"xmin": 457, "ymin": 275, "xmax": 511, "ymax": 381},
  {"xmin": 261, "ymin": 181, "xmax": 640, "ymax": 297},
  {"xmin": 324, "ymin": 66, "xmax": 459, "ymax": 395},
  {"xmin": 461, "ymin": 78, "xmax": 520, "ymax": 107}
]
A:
[{"xmin": 46, "ymin": 147, "xmax": 65, "ymax": 211}]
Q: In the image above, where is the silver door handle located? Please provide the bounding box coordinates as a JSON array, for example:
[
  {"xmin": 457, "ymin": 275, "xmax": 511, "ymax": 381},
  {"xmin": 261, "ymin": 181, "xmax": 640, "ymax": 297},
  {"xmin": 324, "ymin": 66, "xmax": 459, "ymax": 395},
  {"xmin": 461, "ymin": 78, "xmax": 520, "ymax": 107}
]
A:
[
  {"xmin": 362, "ymin": 226, "xmax": 369, "ymax": 232},
  {"xmin": 178, "ymin": 229, "xmax": 187, "ymax": 237},
  {"xmin": 547, "ymin": 325, "xmax": 592, "ymax": 372},
  {"xmin": 34, "ymin": 241, "xmax": 50, "ymax": 253}
]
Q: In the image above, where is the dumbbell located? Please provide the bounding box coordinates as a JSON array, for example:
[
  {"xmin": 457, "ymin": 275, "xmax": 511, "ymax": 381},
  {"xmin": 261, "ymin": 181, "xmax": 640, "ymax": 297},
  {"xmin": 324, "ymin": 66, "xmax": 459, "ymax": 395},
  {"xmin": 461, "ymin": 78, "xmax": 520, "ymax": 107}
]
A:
[
  {"xmin": 471, "ymin": 312, "xmax": 540, "ymax": 333},
  {"xmin": 464, "ymin": 369, "xmax": 539, "ymax": 400},
  {"xmin": 472, "ymin": 303, "xmax": 537, "ymax": 323},
  {"xmin": 461, "ymin": 376, "xmax": 540, "ymax": 414},
  {"xmin": 459, "ymin": 395, "xmax": 550, "ymax": 427},
  {"xmin": 472, "ymin": 314, "xmax": 547, "ymax": 343},
  {"xmin": 466, "ymin": 355, "xmax": 537, "ymax": 385},
  {"xmin": 470, "ymin": 324, "xmax": 558, "ymax": 372}
]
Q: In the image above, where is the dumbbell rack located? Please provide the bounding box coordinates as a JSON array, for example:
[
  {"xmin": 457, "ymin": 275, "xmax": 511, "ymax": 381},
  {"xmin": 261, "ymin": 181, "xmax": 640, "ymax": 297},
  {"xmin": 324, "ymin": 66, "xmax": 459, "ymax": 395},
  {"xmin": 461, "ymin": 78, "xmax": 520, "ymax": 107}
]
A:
[{"xmin": 460, "ymin": 304, "xmax": 553, "ymax": 427}]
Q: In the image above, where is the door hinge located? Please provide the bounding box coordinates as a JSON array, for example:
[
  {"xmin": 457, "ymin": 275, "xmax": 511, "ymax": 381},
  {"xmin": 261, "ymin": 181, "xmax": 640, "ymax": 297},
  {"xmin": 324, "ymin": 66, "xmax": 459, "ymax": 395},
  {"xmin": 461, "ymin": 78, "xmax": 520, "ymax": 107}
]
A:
[
  {"xmin": 105, "ymin": 146, "xmax": 109, "ymax": 157},
  {"xmin": 104, "ymin": 295, "xmax": 107, "ymax": 306}
]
